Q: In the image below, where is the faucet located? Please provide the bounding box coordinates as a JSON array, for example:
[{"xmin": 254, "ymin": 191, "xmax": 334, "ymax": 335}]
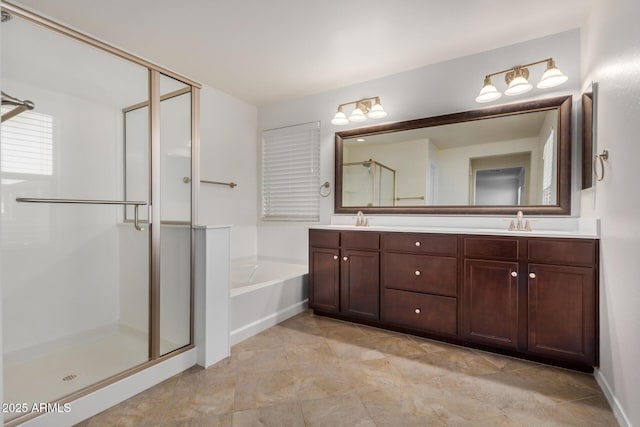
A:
[
  {"xmin": 355, "ymin": 211, "xmax": 369, "ymax": 227},
  {"xmin": 508, "ymin": 211, "xmax": 532, "ymax": 231}
]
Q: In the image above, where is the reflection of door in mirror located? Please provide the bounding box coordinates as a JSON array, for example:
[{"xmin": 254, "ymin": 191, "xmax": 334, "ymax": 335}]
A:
[{"xmin": 470, "ymin": 152, "xmax": 531, "ymax": 205}]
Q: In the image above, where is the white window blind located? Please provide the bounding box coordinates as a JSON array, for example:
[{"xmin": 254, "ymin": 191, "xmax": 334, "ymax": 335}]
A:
[
  {"xmin": 262, "ymin": 121, "xmax": 320, "ymax": 221},
  {"xmin": 1, "ymin": 107, "xmax": 53, "ymax": 176}
]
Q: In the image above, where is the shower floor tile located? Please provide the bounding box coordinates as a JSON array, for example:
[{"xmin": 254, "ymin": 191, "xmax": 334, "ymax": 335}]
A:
[{"xmin": 3, "ymin": 326, "xmax": 149, "ymax": 421}]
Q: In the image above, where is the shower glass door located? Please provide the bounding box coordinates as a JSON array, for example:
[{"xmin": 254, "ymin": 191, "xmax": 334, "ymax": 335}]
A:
[{"xmin": 1, "ymin": 14, "xmax": 150, "ymax": 421}]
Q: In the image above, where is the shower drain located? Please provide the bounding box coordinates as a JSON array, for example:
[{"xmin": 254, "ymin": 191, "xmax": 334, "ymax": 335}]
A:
[{"xmin": 62, "ymin": 374, "xmax": 77, "ymax": 382}]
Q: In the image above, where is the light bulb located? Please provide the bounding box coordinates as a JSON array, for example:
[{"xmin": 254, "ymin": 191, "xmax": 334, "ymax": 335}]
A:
[
  {"xmin": 349, "ymin": 107, "xmax": 367, "ymax": 122},
  {"xmin": 504, "ymin": 68, "xmax": 532, "ymax": 96},
  {"xmin": 368, "ymin": 102, "xmax": 387, "ymax": 119},
  {"xmin": 537, "ymin": 60, "xmax": 568, "ymax": 89},
  {"xmin": 331, "ymin": 109, "xmax": 349, "ymax": 125},
  {"xmin": 475, "ymin": 76, "xmax": 502, "ymax": 103}
]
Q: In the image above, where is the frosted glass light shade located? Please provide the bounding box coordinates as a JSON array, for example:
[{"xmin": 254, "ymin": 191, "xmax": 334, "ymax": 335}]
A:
[
  {"xmin": 368, "ymin": 102, "xmax": 387, "ymax": 119},
  {"xmin": 331, "ymin": 109, "xmax": 349, "ymax": 125},
  {"xmin": 349, "ymin": 108, "xmax": 367, "ymax": 122},
  {"xmin": 537, "ymin": 62, "xmax": 568, "ymax": 89},
  {"xmin": 475, "ymin": 77, "xmax": 502, "ymax": 103},
  {"xmin": 505, "ymin": 75, "xmax": 532, "ymax": 96}
]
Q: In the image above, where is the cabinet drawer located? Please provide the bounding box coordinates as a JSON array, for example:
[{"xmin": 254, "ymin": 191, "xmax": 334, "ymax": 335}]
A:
[
  {"xmin": 309, "ymin": 230, "xmax": 339, "ymax": 248},
  {"xmin": 382, "ymin": 232, "xmax": 457, "ymax": 255},
  {"xmin": 464, "ymin": 237, "xmax": 519, "ymax": 260},
  {"xmin": 528, "ymin": 239, "xmax": 596, "ymax": 266},
  {"xmin": 382, "ymin": 253, "xmax": 457, "ymax": 297},
  {"xmin": 341, "ymin": 231, "xmax": 379, "ymax": 250},
  {"xmin": 382, "ymin": 288, "xmax": 457, "ymax": 336}
]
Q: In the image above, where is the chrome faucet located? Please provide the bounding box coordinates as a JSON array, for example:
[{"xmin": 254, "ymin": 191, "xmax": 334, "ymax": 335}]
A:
[
  {"xmin": 355, "ymin": 211, "xmax": 369, "ymax": 227},
  {"xmin": 508, "ymin": 211, "xmax": 532, "ymax": 231}
]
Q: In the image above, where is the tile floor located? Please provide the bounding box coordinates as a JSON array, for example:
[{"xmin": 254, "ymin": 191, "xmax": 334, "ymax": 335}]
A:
[{"xmin": 76, "ymin": 311, "xmax": 618, "ymax": 426}]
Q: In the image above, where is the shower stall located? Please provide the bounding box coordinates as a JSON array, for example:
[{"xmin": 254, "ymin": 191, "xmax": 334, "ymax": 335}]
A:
[
  {"xmin": 0, "ymin": 4, "xmax": 199, "ymax": 424},
  {"xmin": 342, "ymin": 159, "xmax": 396, "ymax": 207}
]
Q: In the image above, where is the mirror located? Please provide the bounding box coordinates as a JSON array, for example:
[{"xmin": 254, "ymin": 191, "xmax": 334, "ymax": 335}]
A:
[
  {"xmin": 581, "ymin": 82, "xmax": 597, "ymax": 189},
  {"xmin": 335, "ymin": 96, "xmax": 572, "ymax": 215}
]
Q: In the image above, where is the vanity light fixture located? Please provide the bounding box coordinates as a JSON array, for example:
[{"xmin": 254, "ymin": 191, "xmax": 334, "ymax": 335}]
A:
[
  {"xmin": 476, "ymin": 58, "xmax": 568, "ymax": 103},
  {"xmin": 331, "ymin": 96, "xmax": 387, "ymax": 125}
]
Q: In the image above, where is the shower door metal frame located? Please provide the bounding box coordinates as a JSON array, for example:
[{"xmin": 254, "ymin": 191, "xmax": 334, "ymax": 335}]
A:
[{"xmin": 1, "ymin": 2, "xmax": 200, "ymax": 425}]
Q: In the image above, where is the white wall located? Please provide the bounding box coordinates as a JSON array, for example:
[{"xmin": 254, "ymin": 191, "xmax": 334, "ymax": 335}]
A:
[
  {"xmin": 581, "ymin": 0, "xmax": 640, "ymax": 425},
  {"xmin": 258, "ymin": 29, "xmax": 581, "ymax": 263},
  {"xmin": 198, "ymin": 85, "xmax": 258, "ymax": 260}
]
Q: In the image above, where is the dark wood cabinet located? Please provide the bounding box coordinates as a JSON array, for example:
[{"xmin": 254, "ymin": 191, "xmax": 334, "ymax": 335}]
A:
[
  {"xmin": 309, "ymin": 228, "xmax": 599, "ymax": 371},
  {"xmin": 463, "ymin": 259, "xmax": 519, "ymax": 349},
  {"xmin": 527, "ymin": 263, "xmax": 596, "ymax": 365},
  {"xmin": 309, "ymin": 246, "xmax": 340, "ymax": 313},
  {"xmin": 341, "ymin": 249, "xmax": 379, "ymax": 319}
]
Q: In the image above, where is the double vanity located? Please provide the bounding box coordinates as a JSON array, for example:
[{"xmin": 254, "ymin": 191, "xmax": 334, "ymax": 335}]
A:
[
  {"xmin": 311, "ymin": 94, "xmax": 600, "ymax": 372},
  {"xmin": 309, "ymin": 225, "xmax": 598, "ymax": 371}
]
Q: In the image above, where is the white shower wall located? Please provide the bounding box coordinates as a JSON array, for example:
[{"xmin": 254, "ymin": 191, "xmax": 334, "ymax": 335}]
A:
[{"xmin": 1, "ymin": 80, "xmax": 123, "ymax": 356}]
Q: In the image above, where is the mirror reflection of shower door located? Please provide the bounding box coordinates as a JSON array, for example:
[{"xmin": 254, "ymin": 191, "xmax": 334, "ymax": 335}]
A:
[{"xmin": 1, "ymin": 16, "xmax": 150, "ymax": 422}]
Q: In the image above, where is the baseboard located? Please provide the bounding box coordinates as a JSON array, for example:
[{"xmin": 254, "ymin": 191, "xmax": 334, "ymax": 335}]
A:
[
  {"xmin": 230, "ymin": 300, "xmax": 309, "ymax": 346},
  {"xmin": 594, "ymin": 368, "xmax": 632, "ymax": 427}
]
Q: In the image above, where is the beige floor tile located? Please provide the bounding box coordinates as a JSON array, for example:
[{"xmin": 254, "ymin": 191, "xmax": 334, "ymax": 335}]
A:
[
  {"xmin": 233, "ymin": 370, "xmax": 298, "ymax": 411},
  {"xmin": 232, "ymin": 402, "xmax": 305, "ymax": 427},
  {"xmin": 300, "ymin": 394, "xmax": 376, "ymax": 427},
  {"xmin": 359, "ymin": 386, "xmax": 445, "ymax": 427},
  {"xmin": 79, "ymin": 311, "xmax": 615, "ymax": 427}
]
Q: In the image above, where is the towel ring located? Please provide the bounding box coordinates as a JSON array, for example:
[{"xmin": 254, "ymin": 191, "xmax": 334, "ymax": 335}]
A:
[
  {"xmin": 593, "ymin": 149, "xmax": 609, "ymax": 182},
  {"xmin": 319, "ymin": 181, "xmax": 332, "ymax": 197}
]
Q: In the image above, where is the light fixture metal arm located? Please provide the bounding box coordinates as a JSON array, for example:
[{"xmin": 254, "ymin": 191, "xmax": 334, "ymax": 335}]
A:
[{"xmin": 484, "ymin": 58, "xmax": 553, "ymax": 79}]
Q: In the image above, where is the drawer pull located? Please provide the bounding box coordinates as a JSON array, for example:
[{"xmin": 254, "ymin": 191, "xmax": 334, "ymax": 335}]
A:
[
  {"xmin": 343, "ymin": 256, "xmax": 349, "ymax": 261},
  {"xmin": 414, "ymin": 308, "xmax": 421, "ymax": 314},
  {"xmin": 415, "ymin": 270, "xmax": 421, "ymax": 276},
  {"xmin": 529, "ymin": 273, "xmax": 536, "ymax": 279},
  {"xmin": 415, "ymin": 241, "xmax": 421, "ymax": 247},
  {"xmin": 333, "ymin": 255, "xmax": 338, "ymax": 260},
  {"xmin": 510, "ymin": 271, "xmax": 518, "ymax": 278}
]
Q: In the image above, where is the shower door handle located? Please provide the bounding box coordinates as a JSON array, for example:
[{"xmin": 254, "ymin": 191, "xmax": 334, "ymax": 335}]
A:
[{"xmin": 15, "ymin": 197, "xmax": 148, "ymax": 232}]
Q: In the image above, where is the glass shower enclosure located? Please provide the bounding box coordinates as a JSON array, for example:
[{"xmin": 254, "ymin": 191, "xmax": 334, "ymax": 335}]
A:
[
  {"xmin": 0, "ymin": 4, "xmax": 198, "ymax": 424},
  {"xmin": 342, "ymin": 159, "xmax": 396, "ymax": 207}
]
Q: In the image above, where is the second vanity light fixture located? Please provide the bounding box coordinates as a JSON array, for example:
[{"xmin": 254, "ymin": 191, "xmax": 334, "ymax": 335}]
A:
[
  {"xmin": 475, "ymin": 58, "xmax": 568, "ymax": 103},
  {"xmin": 331, "ymin": 96, "xmax": 387, "ymax": 125}
]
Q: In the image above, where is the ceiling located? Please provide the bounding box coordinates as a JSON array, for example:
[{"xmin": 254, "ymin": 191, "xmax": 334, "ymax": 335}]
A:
[{"xmin": 10, "ymin": 0, "xmax": 594, "ymax": 105}]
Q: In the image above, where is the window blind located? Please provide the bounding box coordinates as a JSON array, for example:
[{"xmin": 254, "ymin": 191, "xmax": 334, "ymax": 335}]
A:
[
  {"xmin": 1, "ymin": 107, "xmax": 53, "ymax": 176},
  {"xmin": 262, "ymin": 121, "xmax": 320, "ymax": 221}
]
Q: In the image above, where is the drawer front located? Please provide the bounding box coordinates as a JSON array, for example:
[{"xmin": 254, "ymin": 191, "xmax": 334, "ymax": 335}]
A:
[
  {"xmin": 464, "ymin": 237, "xmax": 519, "ymax": 260},
  {"xmin": 309, "ymin": 230, "xmax": 339, "ymax": 248},
  {"xmin": 382, "ymin": 253, "xmax": 457, "ymax": 297},
  {"xmin": 382, "ymin": 232, "xmax": 457, "ymax": 255},
  {"xmin": 341, "ymin": 231, "xmax": 380, "ymax": 250},
  {"xmin": 528, "ymin": 239, "xmax": 596, "ymax": 266},
  {"xmin": 382, "ymin": 288, "xmax": 457, "ymax": 336}
]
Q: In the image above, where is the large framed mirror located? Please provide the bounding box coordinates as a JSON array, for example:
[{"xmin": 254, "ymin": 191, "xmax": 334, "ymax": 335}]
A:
[{"xmin": 335, "ymin": 96, "xmax": 572, "ymax": 215}]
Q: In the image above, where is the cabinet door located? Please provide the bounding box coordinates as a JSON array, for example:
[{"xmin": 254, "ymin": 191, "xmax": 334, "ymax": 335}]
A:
[
  {"xmin": 341, "ymin": 249, "xmax": 379, "ymax": 320},
  {"xmin": 463, "ymin": 259, "xmax": 519, "ymax": 349},
  {"xmin": 309, "ymin": 247, "xmax": 340, "ymax": 313},
  {"xmin": 528, "ymin": 264, "xmax": 596, "ymax": 365}
]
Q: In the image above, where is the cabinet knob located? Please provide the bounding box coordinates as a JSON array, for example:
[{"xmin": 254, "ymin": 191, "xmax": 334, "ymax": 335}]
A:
[
  {"xmin": 415, "ymin": 241, "xmax": 421, "ymax": 247},
  {"xmin": 414, "ymin": 308, "xmax": 421, "ymax": 314},
  {"xmin": 415, "ymin": 270, "xmax": 421, "ymax": 276},
  {"xmin": 529, "ymin": 273, "xmax": 536, "ymax": 279},
  {"xmin": 343, "ymin": 256, "xmax": 348, "ymax": 261},
  {"xmin": 333, "ymin": 255, "xmax": 338, "ymax": 260},
  {"xmin": 510, "ymin": 271, "xmax": 518, "ymax": 278}
]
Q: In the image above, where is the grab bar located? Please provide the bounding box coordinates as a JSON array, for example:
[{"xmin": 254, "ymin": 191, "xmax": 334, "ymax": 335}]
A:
[
  {"xmin": 200, "ymin": 179, "xmax": 237, "ymax": 188},
  {"xmin": 15, "ymin": 198, "xmax": 148, "ymax": 231}
]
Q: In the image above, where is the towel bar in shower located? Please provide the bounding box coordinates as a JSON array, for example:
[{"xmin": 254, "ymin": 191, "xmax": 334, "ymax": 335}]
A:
[{"xmin": 15, "ymin": 197, "xmax": 148, "ymax": 231}]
